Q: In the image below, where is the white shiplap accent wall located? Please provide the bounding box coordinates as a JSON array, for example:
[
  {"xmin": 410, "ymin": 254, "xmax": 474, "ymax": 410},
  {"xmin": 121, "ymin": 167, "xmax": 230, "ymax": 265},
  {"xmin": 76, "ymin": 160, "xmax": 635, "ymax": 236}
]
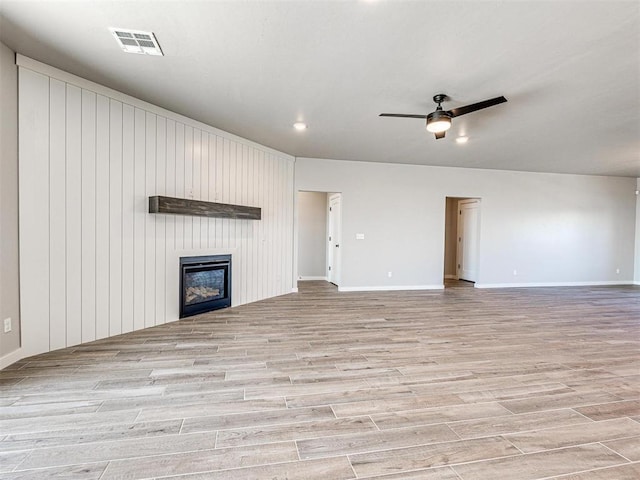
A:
[{"xmin": 18, "ymin": 57, "xmax": 294, "ymax": 357}]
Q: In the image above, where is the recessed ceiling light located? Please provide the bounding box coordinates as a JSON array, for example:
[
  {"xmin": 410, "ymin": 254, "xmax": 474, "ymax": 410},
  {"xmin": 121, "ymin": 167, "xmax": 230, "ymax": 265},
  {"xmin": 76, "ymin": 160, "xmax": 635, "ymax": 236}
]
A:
[
  {"xmin": 293, "ymin": 122, "xmax": 308, "ymax": 131},
  {"xmin": 456, "ymin": 136, "xmax": 469, "ymax": 144},
  {"xmin": 110, "ymin": 28, "xmax": 163, "ymax": 56}
]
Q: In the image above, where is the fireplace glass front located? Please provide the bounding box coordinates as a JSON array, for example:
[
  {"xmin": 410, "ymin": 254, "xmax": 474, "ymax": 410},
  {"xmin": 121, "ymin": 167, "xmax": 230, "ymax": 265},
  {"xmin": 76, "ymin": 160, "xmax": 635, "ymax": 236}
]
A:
[{"xmin": 180, "ymin": 255, "xmax": 231, "ymax": 318}]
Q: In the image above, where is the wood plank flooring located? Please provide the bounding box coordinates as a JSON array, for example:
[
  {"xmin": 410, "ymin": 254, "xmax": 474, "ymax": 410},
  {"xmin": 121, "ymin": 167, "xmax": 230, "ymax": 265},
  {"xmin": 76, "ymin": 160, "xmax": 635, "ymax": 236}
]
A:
[{"xmin": 1, "ymin": 280, "xmax": 639, "ymax": 479}]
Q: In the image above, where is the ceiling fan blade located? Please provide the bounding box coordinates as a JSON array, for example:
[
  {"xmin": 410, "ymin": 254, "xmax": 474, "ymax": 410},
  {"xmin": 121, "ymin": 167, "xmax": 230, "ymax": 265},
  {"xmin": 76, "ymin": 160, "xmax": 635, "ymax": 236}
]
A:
[
  {"xmin": 435, "ymin": 131, "xmax": 446, "ymax": 140},
  {"xmin": 447, "ymin": 96, "xmax": 507, "ymax": 118},
  {"xmin": 379, "ymin": 113, "xmax": 428, "ymax": 119}
]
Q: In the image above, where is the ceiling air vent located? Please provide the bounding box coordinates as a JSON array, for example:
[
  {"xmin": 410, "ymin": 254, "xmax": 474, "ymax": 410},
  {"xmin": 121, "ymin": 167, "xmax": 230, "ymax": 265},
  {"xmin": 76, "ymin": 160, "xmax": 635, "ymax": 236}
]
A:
[{"xmin": 110, "ymin": 28, "xmax": 163, "ymax": 56}]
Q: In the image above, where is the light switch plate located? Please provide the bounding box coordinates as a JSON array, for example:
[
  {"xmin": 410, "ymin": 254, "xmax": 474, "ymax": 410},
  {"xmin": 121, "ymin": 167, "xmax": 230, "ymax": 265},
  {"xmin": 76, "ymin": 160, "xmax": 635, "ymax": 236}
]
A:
[
  {"xmin": 356, "ymin": 233, "xmax": 365, "ymax": 240},
  {"xmin": 3, "ymin": 317, "xmax": 11, "ymax": 333}
]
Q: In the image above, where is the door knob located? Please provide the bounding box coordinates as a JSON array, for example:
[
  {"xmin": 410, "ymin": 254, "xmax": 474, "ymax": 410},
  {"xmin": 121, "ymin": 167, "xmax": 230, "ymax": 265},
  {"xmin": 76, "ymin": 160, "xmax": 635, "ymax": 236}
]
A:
[{"xmin": 335, "ymin": 244, "xmax": 340, "ymax": 247}]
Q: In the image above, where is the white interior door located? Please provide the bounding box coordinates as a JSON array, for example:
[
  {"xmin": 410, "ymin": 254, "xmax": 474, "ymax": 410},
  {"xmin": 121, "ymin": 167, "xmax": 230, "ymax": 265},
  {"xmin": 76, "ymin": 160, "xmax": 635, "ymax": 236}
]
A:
[
  {"xmin": 457, "ymin": 199, "xmax": 480, "ymax": 282},
  {"xmin": 327, "ymin": 193, "xmax": 341, "ymax": 285}
]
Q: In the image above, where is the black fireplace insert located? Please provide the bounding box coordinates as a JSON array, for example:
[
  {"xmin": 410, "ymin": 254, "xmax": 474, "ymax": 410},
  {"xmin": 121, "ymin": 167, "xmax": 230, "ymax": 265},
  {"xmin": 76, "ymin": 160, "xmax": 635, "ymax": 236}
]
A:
[{"xmin": 179, "ymin": 254, "xmax": 231, "ymax": 318}]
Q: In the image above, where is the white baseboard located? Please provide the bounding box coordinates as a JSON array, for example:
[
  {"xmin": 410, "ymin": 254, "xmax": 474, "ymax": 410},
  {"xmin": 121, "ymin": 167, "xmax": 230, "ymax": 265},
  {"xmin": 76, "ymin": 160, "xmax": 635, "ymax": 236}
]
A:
[
  {"xmin": 475, "ymin": 280, "xmax": 635, "ymax": 289},
  {"xmin": 338, "ymin": 284, "xmax": 444, "ymax": 292},
  {"xmin": 291, "ymin": 287, "xmax": 299, "ymax": 293},
  {"xmin": 1, "ymin": 347, "xmax": 24, "ymax": 370},
  {"xmin": 298, "ymin": 276, "xmax": 328, "ymax": 281}
]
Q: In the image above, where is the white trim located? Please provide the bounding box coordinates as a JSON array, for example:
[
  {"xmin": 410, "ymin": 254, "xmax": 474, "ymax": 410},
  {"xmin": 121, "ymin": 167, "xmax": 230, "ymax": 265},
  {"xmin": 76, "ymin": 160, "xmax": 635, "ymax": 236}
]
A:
[
  {"xmin": 298, "ymin": 276, "xmax": 328, "ymax": 281},
  {"xmin": 16, "ymin": 55, "xmax": 295, "ymax": 163},
  {"xmin": 632, "ymin": 281, "xmax": 640, "ymax": 286},
  {"xmin": 1, "ymin": 348, "xmax": 24, "ymax": 370},
  {"xmin": 475, "ymin": 281, "xmax": 635, "ymax": 289},
  {"xmin": 291, "ymin": 287, "xmax": 299, "ymax": 293},
  {"xmin": 327, "ymin": 193, "xmax": 342, "ymax": 287},
  {"xmin": 338, "ymin": 285, "xmax": 444, "ymax": 292}
]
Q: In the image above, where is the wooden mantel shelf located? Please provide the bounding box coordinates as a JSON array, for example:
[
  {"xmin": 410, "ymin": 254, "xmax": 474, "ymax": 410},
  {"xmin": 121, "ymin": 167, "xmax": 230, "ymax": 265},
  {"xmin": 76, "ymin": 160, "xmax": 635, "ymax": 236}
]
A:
[{"xmin": 149, "ymin": 196, "xmax": 261, "ymax": 220}]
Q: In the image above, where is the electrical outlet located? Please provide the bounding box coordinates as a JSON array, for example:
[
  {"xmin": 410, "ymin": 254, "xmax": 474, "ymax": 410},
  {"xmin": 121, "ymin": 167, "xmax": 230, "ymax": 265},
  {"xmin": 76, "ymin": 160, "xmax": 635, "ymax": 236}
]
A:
[
  {"xmin": 513, "ymin": 269, "xmax": 518, "ymax": 276},
  {"xmin": 387, "ymin": 271, "xmax": 392, "ymax": 278},
  {"xmin": 3, "ymin": 317, "xmax": 11, "ymax": 333},
  {"xmin": 616, "ymin": 268, "xmax": 620, "ymax": 274}
]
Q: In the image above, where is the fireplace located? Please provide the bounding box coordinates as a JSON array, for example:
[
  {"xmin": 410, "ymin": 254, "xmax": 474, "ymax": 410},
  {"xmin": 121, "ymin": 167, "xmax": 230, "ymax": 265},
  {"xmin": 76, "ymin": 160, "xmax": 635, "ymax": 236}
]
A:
[{"xmin": 180, "ymin": 255, "xmax": 231, "ymax": 318}]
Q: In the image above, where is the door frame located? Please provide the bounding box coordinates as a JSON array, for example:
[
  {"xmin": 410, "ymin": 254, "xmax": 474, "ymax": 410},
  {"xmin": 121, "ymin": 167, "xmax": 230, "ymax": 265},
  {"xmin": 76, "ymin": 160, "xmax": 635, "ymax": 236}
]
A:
[
  {"xmin": 327, "ymin": 193, "xmax": 342, "ymax": 286},
  {"xmin": 456, "ymin": 198, "xmax": 481, "ymax": 283}
]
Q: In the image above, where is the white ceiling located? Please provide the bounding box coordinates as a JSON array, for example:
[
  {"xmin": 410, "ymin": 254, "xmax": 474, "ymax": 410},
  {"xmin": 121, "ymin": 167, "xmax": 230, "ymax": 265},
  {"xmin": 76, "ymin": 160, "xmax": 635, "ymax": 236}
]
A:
[{"xmin": 1, "ymin": 1, "xmax": 638, "ymax": 177}]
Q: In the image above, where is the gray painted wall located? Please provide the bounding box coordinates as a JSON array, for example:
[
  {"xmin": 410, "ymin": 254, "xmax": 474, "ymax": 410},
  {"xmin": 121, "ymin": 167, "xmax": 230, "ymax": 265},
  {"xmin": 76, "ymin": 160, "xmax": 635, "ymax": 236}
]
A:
[
  {"xmin": 295, "ymin": 157, "xmax": 637, "ymax": 290},
  {"xmin": 298, "ymin": 191, "xmax": 327, "ymax": 279},
  {"xmin": 0, "ymin": 41, "xmax": 20, "ymax": 360}
]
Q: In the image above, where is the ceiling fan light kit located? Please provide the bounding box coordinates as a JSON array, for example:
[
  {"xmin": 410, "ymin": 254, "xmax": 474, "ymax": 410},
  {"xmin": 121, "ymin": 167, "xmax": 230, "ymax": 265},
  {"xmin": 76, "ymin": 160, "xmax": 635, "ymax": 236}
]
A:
[
  {"xmin": 426, "ymin": 110, "xmax": 452, "ymax": 133},
  {"xmin": 380, "ymin": 93, "xmax": 507, "ymax": 140}
]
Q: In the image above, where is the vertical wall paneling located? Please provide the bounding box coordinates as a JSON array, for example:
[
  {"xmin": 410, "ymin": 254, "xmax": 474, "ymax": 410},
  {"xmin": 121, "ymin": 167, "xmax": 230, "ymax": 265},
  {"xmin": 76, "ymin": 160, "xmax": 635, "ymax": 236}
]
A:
[
  {"xmin": 133, "ymin": 108, "xmax": 146, "ymax": 332},
  {"xmin": 268, "ymin": 154, "xmax": 275, "ymax": 298},
  {"xmin": 17, "ymin": 60, "xmax": 295, "ymax": 357},
  {"xmin": 145, "ymin": 112, "xmax": 157, "ymax": 328},
  {"xmin": 276, "ymin": 162, "xmax": 288, "ymax": 295},
  {"xmin": 286, "ymin": 160, "xmax": 295, "ymax": 291},
  {"xmin": 109, "ymin": 100, "xmax": 123, "ymax": 337},
  {"xmin": 274, "ymin": 155, "xmax": 281, "ymax": 296},
  {"xmin": 252, "ymin": 149, "xmax": 260, "ymax": 300},
  {"xmin": 183, "ymin": 125, "xmax": 193, "ymax": 249},
  {"xmin": 192, "ymin": 128, "xmax": 201, "ymax": 249},
  {"xmin": 49, "ymin": 78, "xmax": 67, "ymax": 351},
  {"xmin": 155, "ymin": 117, "xmax": 167, "ymax": 324},
  {"xmin": 214, "ymin": 136, "xmax": 224, "ymax": 248},
  {"xmin": 229, "ymin": 142, "xmax": 237, "ymax": 252},
  {"xmin": 207, "ymin": 134, "xmax": 216, "ymax": 246},
  {"xmin": 199, "ymin": 132, "xmax": 209, "ymax": 248},
  {"xmin": 18, "ymin": 69, "xmax": 50, "ymax": 356},
  {"xmin": 80, "ymin": 89, "xmax": 97, "ymax": 342},
  {"xmin": 256, "ymin": 150, "xmax": 265, "ymax": 301},
  {"xmin": 244, "ymin": 147, "xmax": 254, "ymax": 303},
  {"xmin": 95, "ymin": 95, "xmax": 110, "ymax": 340},
  {"xmin": 121, "ymin": 104, "xmax": 135, "ymax": 334},
  {"xmin": 241, "ymin": 145, "xmax": 249, "ymax": 305},
  {"xmin": 276, "ymin": 157, "xmax": 284, "ymax": 293},
  {"xmin": 251, "ymin": 150, "xmax": 258, "ymax": 293},
  {"xmin": 238, "ymin": 143, "xmax": 247, "ymax": 303},
  {"xmin": 165, "ymin": 119, "xmax": 177, "ymax": 321},
  {"xmin": 277, "ymin": 159, "xmax": 284, "ymax": 294},
  {"xmin": 266, "ymin": 155, "xmax": 274, "ymax": 299},
  {"xmin": 174, "ymin": 123, "xmax": 185, "ymax": 250},
  {"xmin": 65, "ymin": 85, "xmax": 83, "ymax": 346},
  {"xmin": 222, "ymin": 138, "xmax": 230, "ymax": 249}
]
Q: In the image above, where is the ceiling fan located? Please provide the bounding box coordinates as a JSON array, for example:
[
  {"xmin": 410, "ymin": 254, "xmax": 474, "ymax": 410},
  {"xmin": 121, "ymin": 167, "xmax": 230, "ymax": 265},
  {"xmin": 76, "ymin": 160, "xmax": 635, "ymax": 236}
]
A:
[{"xmin": 380, "ymin": 94, "xmax": 507, "ymax": 139}]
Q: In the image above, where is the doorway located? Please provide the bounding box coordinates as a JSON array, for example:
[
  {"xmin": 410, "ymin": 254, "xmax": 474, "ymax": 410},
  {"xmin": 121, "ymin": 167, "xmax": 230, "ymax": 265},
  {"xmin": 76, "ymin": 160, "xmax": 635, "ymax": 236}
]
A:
[
  {"xmin": 327, "ymin": 193, "xmax": 342, "ymax": 286},
  {"xmin": 297, "ymin": 192, "xmax": 328, "ymax": 281},
  {"xmin": 296, "ymin": 191, "xmax": 341, "ymax": 287},
  {"xmin": 443, "ymin": 197, "xmax": 481, "ymax": 285}
]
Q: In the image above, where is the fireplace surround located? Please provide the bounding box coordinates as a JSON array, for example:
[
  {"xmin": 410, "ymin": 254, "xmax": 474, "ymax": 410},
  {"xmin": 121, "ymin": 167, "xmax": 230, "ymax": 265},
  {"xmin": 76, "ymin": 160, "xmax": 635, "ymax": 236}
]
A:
[{"xmin": 179, "ymin": 255, "xmax": 231, "ymax": 318}]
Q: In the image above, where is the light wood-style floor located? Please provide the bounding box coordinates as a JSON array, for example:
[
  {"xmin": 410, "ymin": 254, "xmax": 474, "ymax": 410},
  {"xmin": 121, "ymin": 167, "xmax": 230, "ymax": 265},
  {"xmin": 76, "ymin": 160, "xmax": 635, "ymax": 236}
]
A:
[{"xmin": 1, "ymin": 281, "xmax": 639, "ymax": 479}]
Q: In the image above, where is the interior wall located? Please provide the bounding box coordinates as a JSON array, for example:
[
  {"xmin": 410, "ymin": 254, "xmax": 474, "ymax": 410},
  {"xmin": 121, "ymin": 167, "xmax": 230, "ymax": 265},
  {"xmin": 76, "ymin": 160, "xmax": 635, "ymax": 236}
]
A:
[
  {"xmin": 443, "ymin": 197, "xmax": 458, "ymax": 278},
  {"xmin": 17, "ymin": 56, "xmax": 294, "ymax": 359},
  {"xmin": 295, "ymin": 157, "xmax": 636, "ymax": 290},
  {"xmin": 0, "ymin": 41, "xmax": 20, "ymax": 362},
  {"xmin": 297, "ymin": 191, "xmax": 328, "ymax": 279}
]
